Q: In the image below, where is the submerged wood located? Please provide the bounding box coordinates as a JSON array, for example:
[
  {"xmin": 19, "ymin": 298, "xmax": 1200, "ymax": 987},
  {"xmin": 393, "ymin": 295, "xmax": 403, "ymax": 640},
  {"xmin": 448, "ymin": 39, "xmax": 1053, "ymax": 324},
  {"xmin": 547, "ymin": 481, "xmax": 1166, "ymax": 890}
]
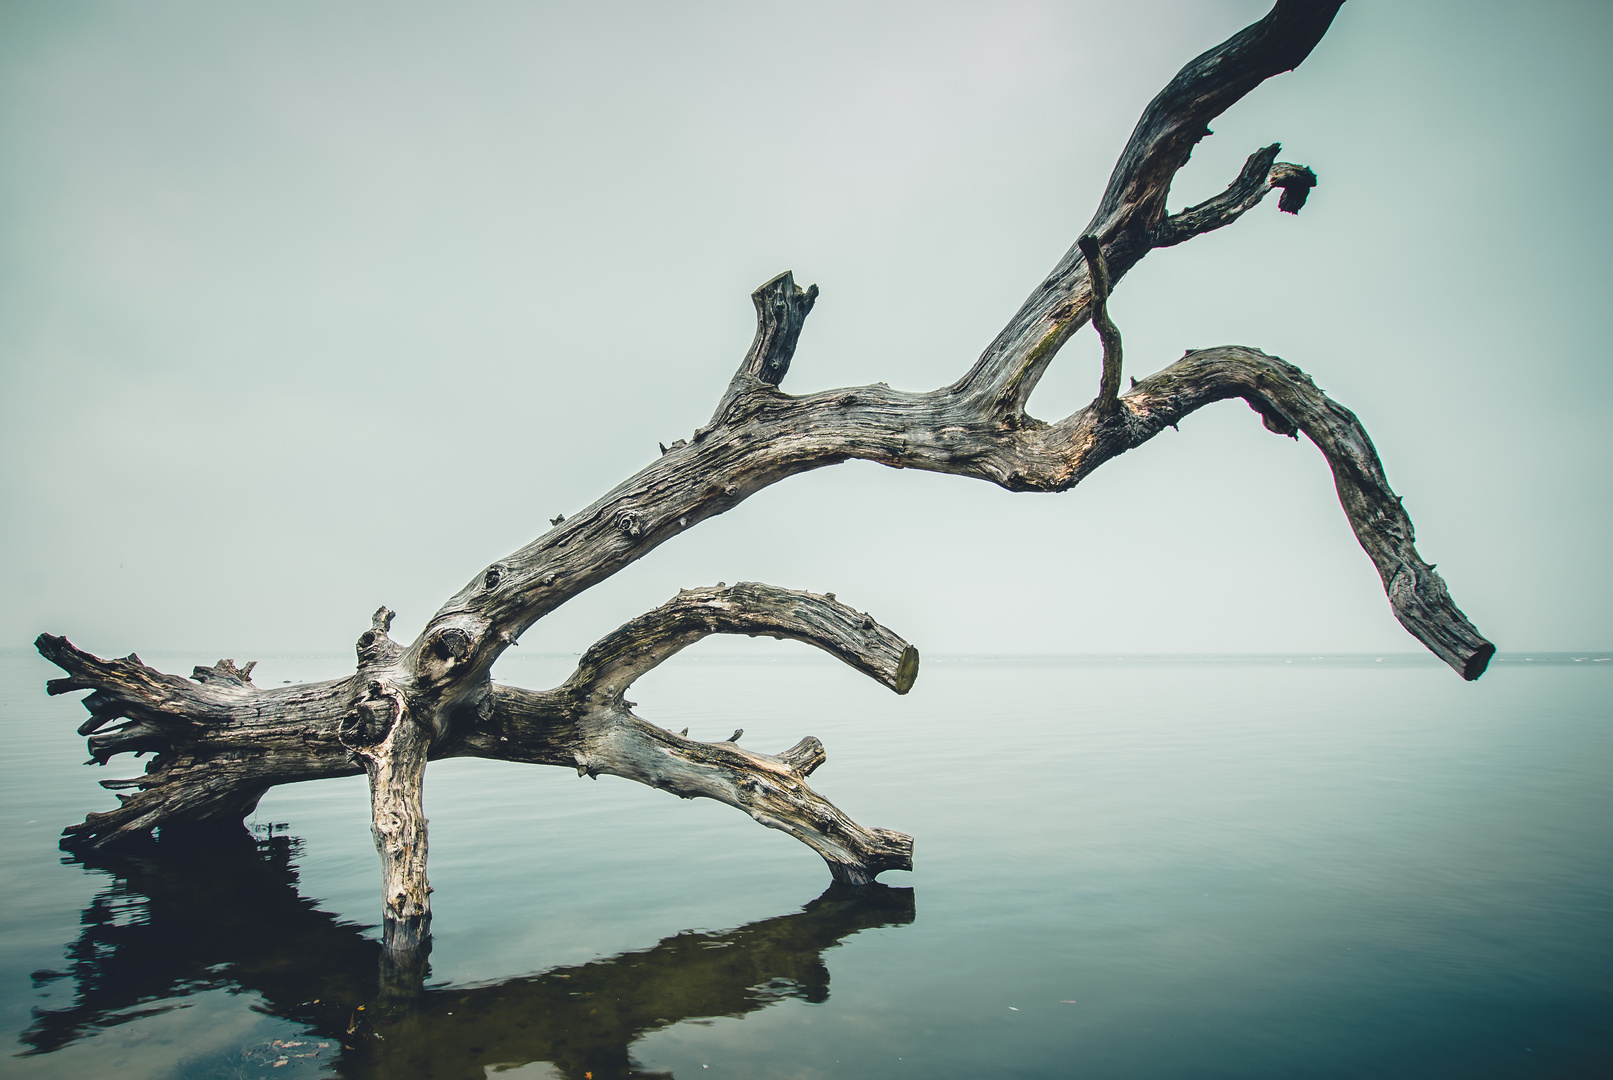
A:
[{"xmin": 37, "ymin": 0, "xmax": 1493, "ymax": 953}]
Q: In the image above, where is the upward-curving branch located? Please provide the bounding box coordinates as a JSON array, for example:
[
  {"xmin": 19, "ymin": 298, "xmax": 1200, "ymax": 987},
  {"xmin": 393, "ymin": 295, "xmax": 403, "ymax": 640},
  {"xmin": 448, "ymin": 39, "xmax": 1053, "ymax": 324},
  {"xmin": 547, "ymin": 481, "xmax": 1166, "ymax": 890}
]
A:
[{"xmin": 37, "ymin": 0, "xmax": 1492, "ymax": 958}]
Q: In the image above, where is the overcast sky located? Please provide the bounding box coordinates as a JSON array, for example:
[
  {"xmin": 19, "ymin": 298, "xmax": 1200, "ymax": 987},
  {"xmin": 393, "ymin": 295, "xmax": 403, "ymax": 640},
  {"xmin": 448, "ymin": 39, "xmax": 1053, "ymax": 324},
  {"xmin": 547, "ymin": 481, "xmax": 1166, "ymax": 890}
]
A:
[{"xmin": 2, "ymin": 0, "xmax": 1608, "ymax": 665}]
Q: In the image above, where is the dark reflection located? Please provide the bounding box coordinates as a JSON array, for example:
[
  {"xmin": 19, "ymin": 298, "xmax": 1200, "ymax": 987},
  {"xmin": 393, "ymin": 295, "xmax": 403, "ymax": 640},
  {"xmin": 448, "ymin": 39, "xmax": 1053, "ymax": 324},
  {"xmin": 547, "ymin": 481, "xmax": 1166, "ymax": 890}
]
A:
[{"xmin": 22, "ymin": 829, "xmax": 914, "ymax": 1079}]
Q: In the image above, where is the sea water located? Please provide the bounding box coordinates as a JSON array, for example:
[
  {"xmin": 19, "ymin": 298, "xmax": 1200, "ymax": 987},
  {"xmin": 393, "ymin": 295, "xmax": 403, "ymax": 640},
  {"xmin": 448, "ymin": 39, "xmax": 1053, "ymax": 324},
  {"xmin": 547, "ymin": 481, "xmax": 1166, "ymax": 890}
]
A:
[{"xmin": 1, "ymin": 646, "xmax": 1608, "ymax": 1078}]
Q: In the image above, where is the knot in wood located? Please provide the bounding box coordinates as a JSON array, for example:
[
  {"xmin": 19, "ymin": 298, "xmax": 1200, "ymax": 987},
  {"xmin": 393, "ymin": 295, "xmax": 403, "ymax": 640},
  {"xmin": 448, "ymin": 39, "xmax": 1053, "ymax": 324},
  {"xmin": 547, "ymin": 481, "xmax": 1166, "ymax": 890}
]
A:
[
  {"xmin": 338, "ymin": 680, "xmax": 407, "ymax": 747},
  {"xmin": 428, "ymin": 627, "xmax": 473, "ymax": 665},
  {"xmin": 343, "ymin": 696, "xmax": 399, "ymax": 748},
  {"xmin": 615, "ymin": 509, "xmax": 644, "ymax": 539}
]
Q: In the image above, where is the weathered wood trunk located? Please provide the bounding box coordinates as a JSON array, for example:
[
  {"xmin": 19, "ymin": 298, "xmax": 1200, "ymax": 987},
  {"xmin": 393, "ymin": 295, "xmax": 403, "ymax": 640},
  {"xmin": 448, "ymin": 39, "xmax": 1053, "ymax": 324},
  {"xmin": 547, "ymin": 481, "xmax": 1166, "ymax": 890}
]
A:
[{"xmin": 38, "ymin": 0, "xmax": 1494, "ymax": 957}]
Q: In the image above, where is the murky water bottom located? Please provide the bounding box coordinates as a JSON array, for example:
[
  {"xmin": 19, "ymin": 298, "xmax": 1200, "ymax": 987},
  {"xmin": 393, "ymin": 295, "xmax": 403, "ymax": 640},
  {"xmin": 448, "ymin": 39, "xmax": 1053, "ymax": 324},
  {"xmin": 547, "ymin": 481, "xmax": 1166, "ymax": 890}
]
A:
[{"xmin": 2, "ymin": 647, "xmax": 1609, "ymax": 1078}]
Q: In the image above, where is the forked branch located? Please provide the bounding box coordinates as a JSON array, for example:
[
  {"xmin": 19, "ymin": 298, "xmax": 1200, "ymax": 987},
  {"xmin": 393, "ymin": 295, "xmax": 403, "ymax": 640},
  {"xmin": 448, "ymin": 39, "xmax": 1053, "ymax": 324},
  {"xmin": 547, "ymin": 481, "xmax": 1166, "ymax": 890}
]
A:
[
  {"xmin": 444, "ymin": 582, "xmax": 921, "ymax": 883},
  {"xmin": 43, "ymin": 583, "xmax": 922, "ymax": 883},
  {"xmin": 406, "ymin": 4, "xmax": 1358, "ymax": 699},
  {"xmin": 1155, "ymin": 144, "xmax": 1318, "ymax": 247}
]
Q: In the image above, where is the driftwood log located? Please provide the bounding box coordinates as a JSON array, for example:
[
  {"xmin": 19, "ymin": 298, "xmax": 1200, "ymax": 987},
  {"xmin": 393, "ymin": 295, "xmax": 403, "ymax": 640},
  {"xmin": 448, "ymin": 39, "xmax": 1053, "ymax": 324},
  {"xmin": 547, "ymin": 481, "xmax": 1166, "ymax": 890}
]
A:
[{"xmin": 37, "ymin": 0, "xmax": 1493, "ymax": 957}]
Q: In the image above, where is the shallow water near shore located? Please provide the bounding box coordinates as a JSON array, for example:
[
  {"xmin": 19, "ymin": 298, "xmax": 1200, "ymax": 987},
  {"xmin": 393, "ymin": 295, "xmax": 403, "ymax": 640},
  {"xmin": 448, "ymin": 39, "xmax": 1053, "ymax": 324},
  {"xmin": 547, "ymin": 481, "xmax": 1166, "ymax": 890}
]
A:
[{"xmin": 2, "ymin": 646, "xmax": 1609, "ymax": 1078}]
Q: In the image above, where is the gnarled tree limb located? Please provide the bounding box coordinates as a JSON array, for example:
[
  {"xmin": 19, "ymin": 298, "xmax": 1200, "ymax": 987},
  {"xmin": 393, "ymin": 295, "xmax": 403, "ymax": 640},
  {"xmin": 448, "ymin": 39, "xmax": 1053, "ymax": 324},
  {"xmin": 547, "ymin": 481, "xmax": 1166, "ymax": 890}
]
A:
[
  {"xmin": 563, "ymin": 580, "xmax": 919, "ymax": 705},
  {"xmin": 953, "ymin": 0, "xmax": 1344, "ymax": 416},
  {"xmin": 442, "ymin": 582, "xmax": 920, "ymax": 883},
  {"xmin": 40, "ymin": 581, "xmax": 921, "ymax": 889},
  {"xmin": 1112, "ymin": 348, "xmax": 1494, "ymax": 678},
  {"xmin": 38, "ymin": 0, "xmax": 1493, "ymax": 955},
  {"xmin": 1154, "ymin": 144, "xmax": 1317, "ymax": 247},
  {"xmin": 407, "ymin": 3, "xmax": 1350, "ymax": 695}
]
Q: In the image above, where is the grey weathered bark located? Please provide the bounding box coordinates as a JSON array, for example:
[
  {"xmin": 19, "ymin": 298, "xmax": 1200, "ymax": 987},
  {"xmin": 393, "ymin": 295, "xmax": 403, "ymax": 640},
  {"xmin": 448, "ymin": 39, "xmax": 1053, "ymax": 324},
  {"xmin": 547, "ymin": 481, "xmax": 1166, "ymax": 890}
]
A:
[{"xmin": 37, "ymin": 0, "xmax": 1493, "ymax": 954}]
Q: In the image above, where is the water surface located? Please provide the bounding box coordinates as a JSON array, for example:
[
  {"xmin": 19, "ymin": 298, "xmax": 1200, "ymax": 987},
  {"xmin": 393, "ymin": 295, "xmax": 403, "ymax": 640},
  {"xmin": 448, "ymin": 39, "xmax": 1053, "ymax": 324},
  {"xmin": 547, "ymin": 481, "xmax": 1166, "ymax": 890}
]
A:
[{"xmin": 2, "ymin": 648, "xmax": 1609, "ymax": 1078}]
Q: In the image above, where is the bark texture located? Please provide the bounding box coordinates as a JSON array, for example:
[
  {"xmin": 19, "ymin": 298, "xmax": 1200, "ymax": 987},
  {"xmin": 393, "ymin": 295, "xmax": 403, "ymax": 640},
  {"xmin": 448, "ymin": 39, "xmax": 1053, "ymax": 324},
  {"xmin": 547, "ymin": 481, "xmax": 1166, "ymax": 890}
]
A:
[{"xmin": 38, "ymin": 0, "xmax": 1494, "ymax": 952}]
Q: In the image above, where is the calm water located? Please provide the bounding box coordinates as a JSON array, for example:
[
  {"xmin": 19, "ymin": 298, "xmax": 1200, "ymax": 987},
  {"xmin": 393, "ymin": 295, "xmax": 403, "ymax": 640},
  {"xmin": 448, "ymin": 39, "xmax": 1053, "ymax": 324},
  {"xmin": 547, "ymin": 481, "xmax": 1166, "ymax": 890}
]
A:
[{"xmin": 1, "ymin": 646, "xmax": 1609, "ymax": 1079}]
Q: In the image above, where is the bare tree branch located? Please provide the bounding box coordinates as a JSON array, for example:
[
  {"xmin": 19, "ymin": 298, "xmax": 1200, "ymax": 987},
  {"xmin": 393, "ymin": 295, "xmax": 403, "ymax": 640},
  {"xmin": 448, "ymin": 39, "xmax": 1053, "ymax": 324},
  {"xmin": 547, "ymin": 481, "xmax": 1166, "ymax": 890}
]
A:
[
  {"xmin": 722, "ymin": 272, "xmax": 821, "ymax": 399},
  {"xmin": 442, "ymin": 581, "xmax": 920, "ymax": 882},
  {"xmin": 564, "ymin": 581, "xmax": 919, "ymax": 706},
  {"xmin": 419, "ymin": 3, "xmax": 1351, "ymax": 699},
  {"xmin": 41, "ymin": 581, "xmax": 922, "ymax": 884},
  {"xmin": 1154, "ymin": 144, "xmax": 1317, "ymax": 247},
  {"xmin": 37, "ymin": 634, "xmax": 363, "ymax": 847},
  {"xmin": 1078, "ymin": 235, "xmax": 1124, "ymax": 415},
  {"xmin": 952, "ymin": 0, "xmax": 1345, "ymax": 415},
  {"xmin": 1088, "ymin": 0, "xmax": 1342, "ymax": 241},
  {"xmin": 453, "ymin": 683, "xmax": 913, "ymax": 884},
  {"xmin": 1110, "ymin": 348, "xmax": 1494, "ymax": 678}
]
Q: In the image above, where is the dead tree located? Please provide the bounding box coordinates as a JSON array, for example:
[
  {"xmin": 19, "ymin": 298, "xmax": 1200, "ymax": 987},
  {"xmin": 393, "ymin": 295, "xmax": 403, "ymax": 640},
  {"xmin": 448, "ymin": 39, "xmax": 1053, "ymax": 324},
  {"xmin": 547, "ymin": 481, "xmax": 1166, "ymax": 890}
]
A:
[{"xmin": 37, "ymin": 0, "xmax": 1492, "ymax": 957}]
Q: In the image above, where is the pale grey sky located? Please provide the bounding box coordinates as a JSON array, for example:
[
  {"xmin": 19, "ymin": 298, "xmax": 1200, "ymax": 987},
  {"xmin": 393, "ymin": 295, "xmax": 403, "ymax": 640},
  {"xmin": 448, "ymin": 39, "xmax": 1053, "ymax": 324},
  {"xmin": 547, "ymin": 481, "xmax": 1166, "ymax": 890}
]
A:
[{"xmin": 2, "ymin": 0, "xmax": 1608, "ymax": 661}]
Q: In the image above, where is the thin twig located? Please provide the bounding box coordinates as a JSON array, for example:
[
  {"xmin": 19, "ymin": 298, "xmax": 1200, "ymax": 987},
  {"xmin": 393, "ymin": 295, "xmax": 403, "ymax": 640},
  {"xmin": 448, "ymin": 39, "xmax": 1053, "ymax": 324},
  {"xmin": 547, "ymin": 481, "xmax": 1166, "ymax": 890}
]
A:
[{"xmin": 1078, "ymin": 235, "xmax": 1124, "ymax": 415}]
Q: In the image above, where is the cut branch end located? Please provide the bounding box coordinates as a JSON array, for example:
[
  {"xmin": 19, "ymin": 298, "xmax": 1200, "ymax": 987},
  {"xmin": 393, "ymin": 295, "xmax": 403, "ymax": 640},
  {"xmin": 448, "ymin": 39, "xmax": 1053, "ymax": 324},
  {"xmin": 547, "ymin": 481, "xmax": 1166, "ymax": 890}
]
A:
[{"xmin": 739, "ymin": 271, "xmax": 819, "ymax": 389}]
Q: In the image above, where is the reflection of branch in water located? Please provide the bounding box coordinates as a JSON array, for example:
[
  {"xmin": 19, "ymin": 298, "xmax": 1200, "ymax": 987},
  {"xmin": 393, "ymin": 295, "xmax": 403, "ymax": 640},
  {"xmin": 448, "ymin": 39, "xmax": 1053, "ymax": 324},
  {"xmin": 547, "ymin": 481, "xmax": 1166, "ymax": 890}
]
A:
[
  {"xmin": 360, "ymin": 882, "xmax": 913, "ymax": 1080},
  {"xmin": 21, "ymin": 829, "xmax": 915, "ymax": 1079},
  {"xmin": 22, "ymin": 826, "xmax": 376, "ymax": 1057}
]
